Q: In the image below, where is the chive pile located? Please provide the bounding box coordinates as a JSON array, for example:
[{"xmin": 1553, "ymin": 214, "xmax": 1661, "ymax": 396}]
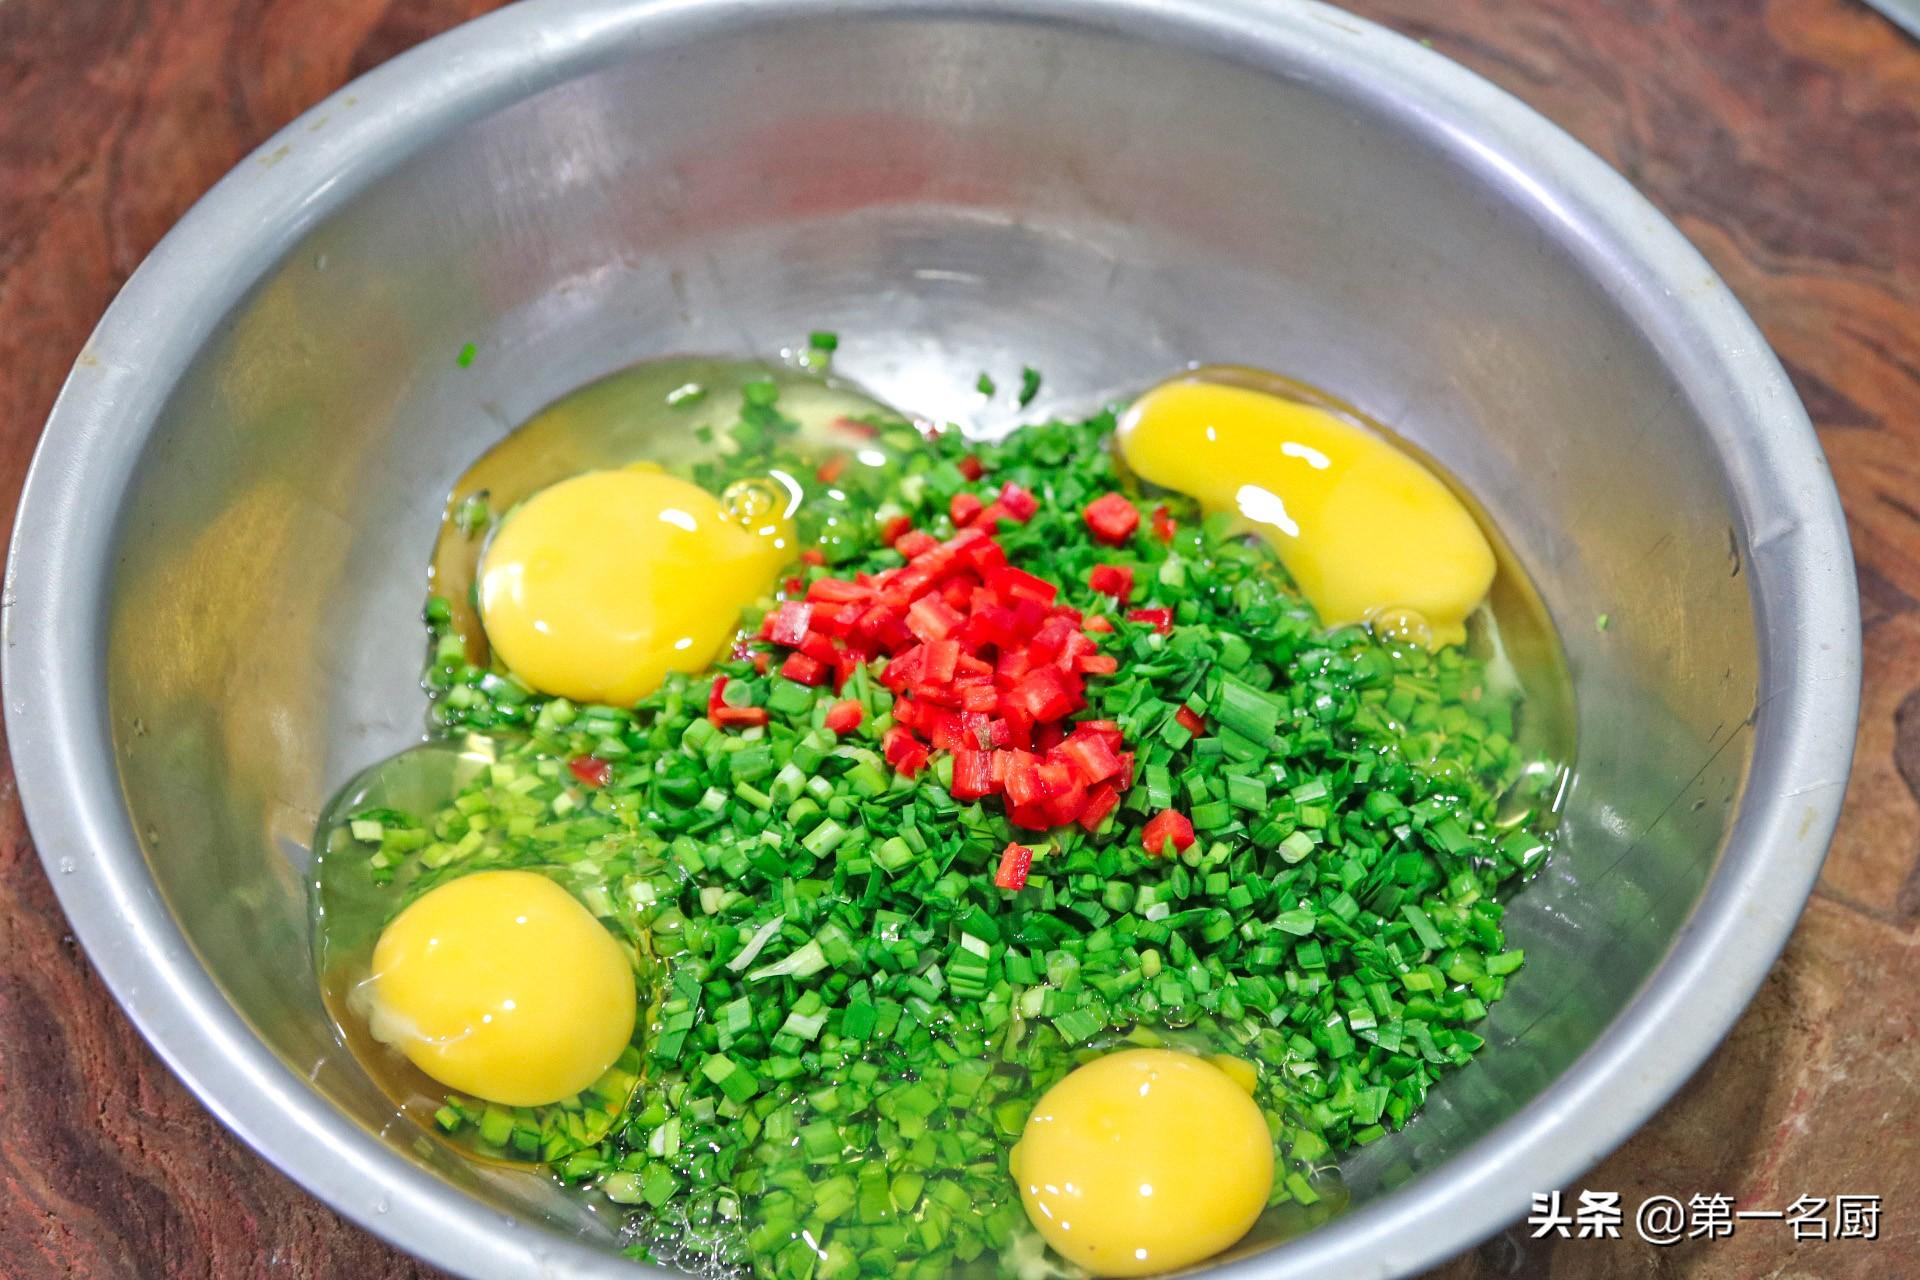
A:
[{"xmin": 353, "ymin": 375, "xmax": 1560, "ymax": 1280}]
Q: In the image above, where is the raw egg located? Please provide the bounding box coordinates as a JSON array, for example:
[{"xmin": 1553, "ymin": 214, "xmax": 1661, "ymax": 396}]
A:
[
  {"xmin": 361, "ymin": 870, "xmax": 637, "ymax": 1107},
  {"xmin": 1011, "ymin": 1049, "xmax": 1273, "ymax": 1276},
  {"xmin": 1117, "ymin": 375, "xmax": 1495, "ymax": 647},
  {"xmin": 478, "ymin": 468, "xmax": 794, "ymax": 705}
]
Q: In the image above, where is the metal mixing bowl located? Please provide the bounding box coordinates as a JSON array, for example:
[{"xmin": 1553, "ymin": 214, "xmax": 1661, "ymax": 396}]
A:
[{"xmin": 3, "ymin": 1, "xmax": 1860, "ymax": 1276}]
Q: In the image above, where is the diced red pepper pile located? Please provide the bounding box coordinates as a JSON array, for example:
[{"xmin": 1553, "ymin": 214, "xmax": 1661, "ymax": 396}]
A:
[{"xmin": 758, "ymin": 510, "xmax": 1137, "ymax": 831}]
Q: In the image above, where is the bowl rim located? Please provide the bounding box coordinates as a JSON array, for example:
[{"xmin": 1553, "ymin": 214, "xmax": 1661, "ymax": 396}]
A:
[{"xmin": 2, "ymin": 1, "xmax": 1859, "ymax": 1277}]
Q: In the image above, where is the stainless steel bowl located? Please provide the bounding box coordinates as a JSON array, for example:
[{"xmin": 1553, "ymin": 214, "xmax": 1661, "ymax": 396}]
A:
[{"xmin": 3, "ymin": 1, "xmax": 1859, "ymax": 1276}]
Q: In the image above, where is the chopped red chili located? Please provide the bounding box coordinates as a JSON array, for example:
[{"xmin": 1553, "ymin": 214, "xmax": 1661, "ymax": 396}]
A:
[
  {"xmin": 1142, "ymin": 809, "xmax": 1196, "ymax": 855},
  {"xmin": 766, "ymin": 601, "xmax": 813, "ymax": 647},
  {"xmin": 882, "ymin": 725, "xmax": 930, "ymax": 776},
  {"xmin": 707, "ymin": 674, "xmax": 771, "ymax": 728},
  {"xmin": 823, "ymin": 700, "xmax": 864, "ymax": 734},
  {"xmin": 781, "ymin": 652, "xmax": 827, "ymax": 686},
  {"xmin": 894, "ymin": 529, "xmax": 939, "ymax": 558},
  {"xmin": 1126, "ymin": 606, "xmax": 1174, "ymax": 634},
  {"xmin": 1083, "ymin": 492, "xmax": 1140, "ymax": 545},
  {"xmin": 997, "ymin": 482, "xmax": 1038, "ymax": 522},
  {"xmin": 568, "ymin": 755, "xmax": 611, "ymax": 788},
  {"xmin": 1087, "ymin": 564, "xmax": 1134, "ymax": 602},
  {"xmin": 994, "ymin": 842, "xmax": 1034, "ymax": 890}
]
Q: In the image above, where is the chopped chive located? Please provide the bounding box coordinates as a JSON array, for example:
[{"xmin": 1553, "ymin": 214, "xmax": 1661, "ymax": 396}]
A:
[{"xmin": 1017, "ymin": 365, "xmax": 1042, "ymax": 407}]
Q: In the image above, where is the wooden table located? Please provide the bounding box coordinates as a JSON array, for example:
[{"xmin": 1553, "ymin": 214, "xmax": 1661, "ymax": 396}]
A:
[{"xmin": 1, "ymin": 1, "xmax": 1913, "ymax": 1275}]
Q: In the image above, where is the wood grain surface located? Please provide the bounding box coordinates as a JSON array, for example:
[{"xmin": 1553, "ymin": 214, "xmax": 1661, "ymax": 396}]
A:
[{"xmin": 1, "ymin": 1, "xmax": 1915, "ymax": 1276}]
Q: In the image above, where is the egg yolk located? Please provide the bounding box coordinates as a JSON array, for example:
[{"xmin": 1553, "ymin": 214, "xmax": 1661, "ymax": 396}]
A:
[
  {"xmin": 364, "ymin": 870, "xmax": 637, "ymax": 1107},
  {"xmin": 1011, "ymin": 1049, "xmax": 1273, "ymax": 1276},
  {"xmin": 478, "ymin": 469, "xmax": 794, "ymax": 705},
  {"xmin": 1117, "ymin": 377, "xmax": 1496, "ymax": 648}
]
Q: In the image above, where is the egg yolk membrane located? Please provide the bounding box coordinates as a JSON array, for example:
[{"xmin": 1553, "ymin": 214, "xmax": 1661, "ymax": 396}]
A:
[
  {"xmin": 1117, "ymin": 378, "xmax": 1496, "ymax": 648},
  {"xmin": 362, "ymin": 870, "xmax": 637, "ymax": 1108},
  {"xmin": 478, "ymin": 468, "xmax": 794, "ymax": 706},
  {"xmin": 1011, "ymin": 1049, "xmax": 1274, "ymax": 1276}
]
